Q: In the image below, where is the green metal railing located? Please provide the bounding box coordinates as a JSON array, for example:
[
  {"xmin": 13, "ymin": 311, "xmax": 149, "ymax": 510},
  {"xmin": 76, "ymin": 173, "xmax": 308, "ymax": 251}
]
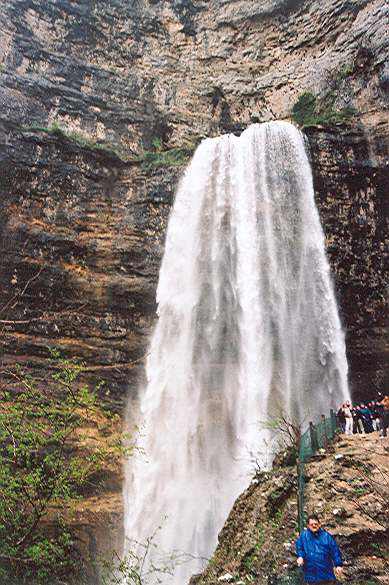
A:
[
  {"xmin": 298, "ymin": 409, "xmax": 338, "ymax": 533},
  {"xmin": 273, "ymin": 410, "xmax": 339, "ymax": 585}
]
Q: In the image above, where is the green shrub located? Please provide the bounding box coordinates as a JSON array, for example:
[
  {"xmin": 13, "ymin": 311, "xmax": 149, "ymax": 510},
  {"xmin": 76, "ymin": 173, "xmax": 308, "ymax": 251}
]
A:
[
  {"xmin": 139, "ymin": 147, "xmax": 191, "ymax": 170},
  {"xmin": 291, "ymin": 92, "xmax": 317, "ymax": 127},
  {"xmin": 138, "ymin": 137, "xmax": 195, "ymax": 170},
  {"xmin": 24, "ymin": 122, "xmax": 200, "ymax": 170},
  {"xmin": 336, "ymin": 62, "xmax": 354, "ymax": 80},
  {"xmin": 291, "ymin": 91, "xmax": 356, "ymax": 128},
  {"xmin": 0, "ymin": 351, "xmax": 126, "ymax": 584}
]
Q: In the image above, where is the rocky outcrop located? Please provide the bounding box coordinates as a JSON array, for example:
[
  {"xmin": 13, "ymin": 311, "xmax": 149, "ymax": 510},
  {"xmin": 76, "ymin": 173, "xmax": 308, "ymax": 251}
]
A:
[
  {"xmin": 0, "ymin": 0, "xmax": 387, "ymax": 405},
  {"xmin": 190, "ymin": 433, "xmax": 389, "ymax": 584},
  {"xmin": 307, "ymin": 125, "xmax": 387, "ymax": 400},
  {"xmin": 0, "ymin": 1, "xmax": 387, "ymax": 578},
  {"xmin": 0, "ymin": 126, "xmax": 176, "ymax": 400}
]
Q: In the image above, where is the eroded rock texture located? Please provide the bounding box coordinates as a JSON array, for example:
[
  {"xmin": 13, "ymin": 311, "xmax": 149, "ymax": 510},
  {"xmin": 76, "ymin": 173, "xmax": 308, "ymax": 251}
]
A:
[
  {"xmin": 308, "ymin": 126, "xmax": 387, "ymax": 399},
  {"xmin": 0, "ymin": 0, "xmax": 387, "ymax": 403},
  {"xmin": 190, "ymin": 433, "xmax": 389, "ymax": 584},
  {"xmin": 0, "ymin": 0, "xmax": 387, "ymax": 579}
]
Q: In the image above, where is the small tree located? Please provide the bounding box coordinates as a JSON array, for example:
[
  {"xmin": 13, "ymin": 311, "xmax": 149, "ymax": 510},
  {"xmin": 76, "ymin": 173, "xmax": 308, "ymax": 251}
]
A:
[
  {"xmin": 0, "ymin": 351, "xmax": 125, "ymax": 584},
  {"xmin": 100, "ymin": 529, "xmax": 196, "ymax": 585},
  {"xmin": 262, "ymin": 411, "xmax": 303, "ymax": 467}
]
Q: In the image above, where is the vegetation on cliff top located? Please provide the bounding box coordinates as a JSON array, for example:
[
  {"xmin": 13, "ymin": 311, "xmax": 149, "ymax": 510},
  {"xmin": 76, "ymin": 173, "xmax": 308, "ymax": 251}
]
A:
[
  {"xmin": 291, "ymin": 59, "xmax": 359, "ymax": 128},
  {"xmin": 137, "ymin": 137, "xmax": 196, "ymax": 170}
]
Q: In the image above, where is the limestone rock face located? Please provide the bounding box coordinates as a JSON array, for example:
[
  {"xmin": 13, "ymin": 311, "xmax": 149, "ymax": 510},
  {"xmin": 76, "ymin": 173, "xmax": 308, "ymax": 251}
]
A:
[
  {"xmin": 0, "ymin": 130, "xmax": 176, "ymax": 400},
  {"xmin": 0, "ymin": 0, "xmax": 387, "ymax": 580},
  {"xmin": 0, "ymin": 0, "xmax": 387, "ymax": 402},
  {"xmin": 190, "ymin": 433, "xmax": 389, "ymax": 584},
  {"xmin": 307, "ymin": 126, "xmax": 387, "ymax": 399}
]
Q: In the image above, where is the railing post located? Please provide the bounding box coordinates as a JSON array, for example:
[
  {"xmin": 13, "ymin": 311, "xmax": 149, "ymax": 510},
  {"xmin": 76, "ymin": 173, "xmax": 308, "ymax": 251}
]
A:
[
  {"xmin": 321, "ymin": 414, "xmax": 329, "ymax": 447},
  {"xmin": 309, "ymin": 421, "xmax": 318, "ymax": 453},
  {"xmin": 297, "ymin": 460, "xmax": 305, "ymax": 534},
  {"xmin": 297, "ymin": 413, "xmax": 338, "ymax": 565},
  {"xmin": 330, "ymin": 408, "xmax": 336, "ymax": 436}
]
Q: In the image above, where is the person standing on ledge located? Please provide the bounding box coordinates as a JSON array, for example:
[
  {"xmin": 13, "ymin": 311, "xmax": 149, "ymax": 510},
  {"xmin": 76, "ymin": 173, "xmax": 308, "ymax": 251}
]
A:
[{"xmin": 296, "ymin": 515, "xmax": 344, "ymax": 584}]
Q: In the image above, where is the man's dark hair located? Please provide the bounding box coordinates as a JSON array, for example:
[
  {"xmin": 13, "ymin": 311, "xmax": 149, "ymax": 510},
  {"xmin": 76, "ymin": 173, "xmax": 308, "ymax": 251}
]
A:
[{"xmin": 307, "ymin": 514, "xmax": 320, "ymax": 523}]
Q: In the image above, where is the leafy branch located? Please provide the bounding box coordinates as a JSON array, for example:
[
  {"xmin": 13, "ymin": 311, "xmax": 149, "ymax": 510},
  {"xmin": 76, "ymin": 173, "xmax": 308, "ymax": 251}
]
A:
[{"xmin": 0, "ymin": 351, "xmax": 129, "ymax": 584}]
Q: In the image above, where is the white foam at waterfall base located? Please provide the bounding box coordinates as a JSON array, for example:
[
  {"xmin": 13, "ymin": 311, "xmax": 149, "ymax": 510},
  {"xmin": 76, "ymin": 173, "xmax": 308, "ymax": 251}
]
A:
[{"xmin": 121, "ymin": 121, "xmax": 350, "ymax": 584}]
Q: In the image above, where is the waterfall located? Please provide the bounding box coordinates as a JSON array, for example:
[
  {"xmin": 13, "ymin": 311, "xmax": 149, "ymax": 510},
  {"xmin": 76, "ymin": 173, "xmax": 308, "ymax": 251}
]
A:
[{"xmin": 122, "ymin": 121, "xmax": 349, "ymax": 584}]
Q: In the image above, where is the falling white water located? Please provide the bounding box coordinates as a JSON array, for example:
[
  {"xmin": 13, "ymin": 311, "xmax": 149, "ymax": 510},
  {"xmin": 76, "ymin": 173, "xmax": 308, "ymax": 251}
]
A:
[{"xmin": 122, "ymin": 122, "xmax": 349, "ymax": 584}]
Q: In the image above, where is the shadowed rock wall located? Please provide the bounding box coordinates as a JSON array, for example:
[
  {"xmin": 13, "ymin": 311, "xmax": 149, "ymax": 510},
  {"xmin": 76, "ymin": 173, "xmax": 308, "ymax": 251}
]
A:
[
  {"xmin": 0, "ymin": 0, "xmax": 387, "ymax": 404},
  {"xmin": 308, "ymin": 126, "xmax": 387, "ymax": 399}
]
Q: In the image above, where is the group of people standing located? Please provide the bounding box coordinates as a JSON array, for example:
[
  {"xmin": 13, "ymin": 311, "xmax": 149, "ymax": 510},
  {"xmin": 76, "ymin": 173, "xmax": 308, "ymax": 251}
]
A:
[
  {"xmin": 295, "ymin": 397, "xmax": 388, "ymax": 584},
  {"xmin": 337, "ymin": 395, "xmax": 389, "ymax": 437}
]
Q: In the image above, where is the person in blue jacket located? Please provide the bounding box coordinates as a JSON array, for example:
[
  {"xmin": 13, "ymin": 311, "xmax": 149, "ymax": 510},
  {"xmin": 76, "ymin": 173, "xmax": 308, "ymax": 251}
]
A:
[{"xmin": 296, "ymin": 515, "xmax": 344, "ymax": 583}]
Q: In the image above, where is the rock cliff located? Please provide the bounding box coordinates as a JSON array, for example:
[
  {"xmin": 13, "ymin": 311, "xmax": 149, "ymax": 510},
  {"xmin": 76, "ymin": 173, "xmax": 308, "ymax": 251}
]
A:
[
  {"xmin": 190, "ymin": 433, "xmax": 389, "ymax": 584},
  {"xmin": 0, "ymin": 0, "xmax": 387, "ymax": 401},
  {"xmin": 0, "ymin": 0, "xmax": 387, "ymax": 579}
]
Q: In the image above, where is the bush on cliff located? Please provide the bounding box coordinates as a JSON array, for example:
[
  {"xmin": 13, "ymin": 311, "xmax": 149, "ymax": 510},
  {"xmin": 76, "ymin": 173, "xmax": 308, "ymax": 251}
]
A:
[
  {"xmin": 138, "ymin": 137, "xmax": 194, "ymax": 170},
  {"xmin": 0, "ymin": 351, "xmax": 126, "ymax": 584},
  {"xmin": 291, "ymin": 91, "xmax": 356, "ymax": 128}
]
